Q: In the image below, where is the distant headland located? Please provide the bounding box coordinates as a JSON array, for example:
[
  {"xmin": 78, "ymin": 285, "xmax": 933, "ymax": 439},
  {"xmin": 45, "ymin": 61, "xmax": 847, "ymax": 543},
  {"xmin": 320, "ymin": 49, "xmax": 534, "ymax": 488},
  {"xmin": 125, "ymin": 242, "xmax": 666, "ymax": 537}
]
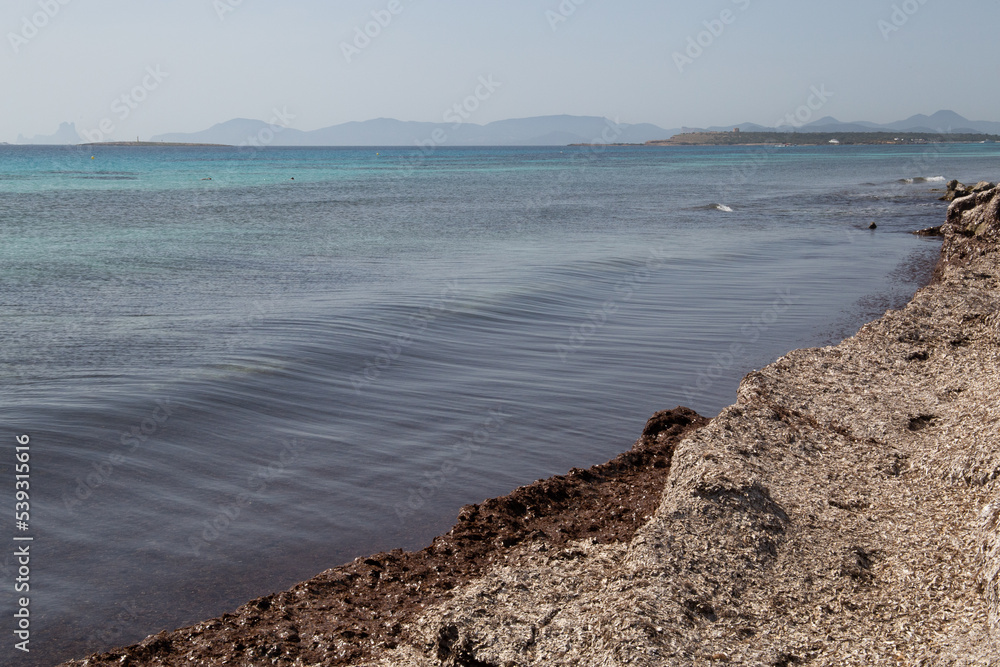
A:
[
  {"xmin": 81, "ymin": 141, "xmax": 233, "ymax": 147},
  {"xmin": 638, "ymin": 129, "xmax": 1000, "ymax": 146},
  {"xmin": 571, "ymin": 129, "xmax": 999, "ymax": 148}
]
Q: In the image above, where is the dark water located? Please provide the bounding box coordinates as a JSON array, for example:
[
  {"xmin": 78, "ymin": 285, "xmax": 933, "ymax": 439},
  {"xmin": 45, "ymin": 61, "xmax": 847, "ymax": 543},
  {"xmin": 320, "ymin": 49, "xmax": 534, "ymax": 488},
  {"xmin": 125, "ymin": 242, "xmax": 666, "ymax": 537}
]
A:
[{"xmin": 0, "ymin": 143, "xmax": 997, "ymax": 664}]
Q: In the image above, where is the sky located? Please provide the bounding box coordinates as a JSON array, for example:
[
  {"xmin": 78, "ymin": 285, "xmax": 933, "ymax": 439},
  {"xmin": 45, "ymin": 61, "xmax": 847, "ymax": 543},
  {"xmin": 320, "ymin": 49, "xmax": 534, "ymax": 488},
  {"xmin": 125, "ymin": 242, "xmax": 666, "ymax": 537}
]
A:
[{"xmin": 2, "ymin": 0, "xmax": 998, "ymax": 143}]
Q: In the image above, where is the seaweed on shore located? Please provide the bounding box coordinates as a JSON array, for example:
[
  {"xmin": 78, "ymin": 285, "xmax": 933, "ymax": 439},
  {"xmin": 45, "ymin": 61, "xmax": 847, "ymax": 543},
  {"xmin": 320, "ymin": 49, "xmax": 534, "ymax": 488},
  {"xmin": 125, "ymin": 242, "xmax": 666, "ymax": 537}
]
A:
[{"xmin": 62, "ymin": 408, "xmax": 707, "ymax": 666}]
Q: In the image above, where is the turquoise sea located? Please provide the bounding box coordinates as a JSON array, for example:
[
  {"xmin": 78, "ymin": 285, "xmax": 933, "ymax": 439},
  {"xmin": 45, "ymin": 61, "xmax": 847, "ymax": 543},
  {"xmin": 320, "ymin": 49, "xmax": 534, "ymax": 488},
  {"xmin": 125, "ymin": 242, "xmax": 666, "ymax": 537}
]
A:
[{"xmin": 1, "ymin": 143, "xmax": 998, "ymax": 664}]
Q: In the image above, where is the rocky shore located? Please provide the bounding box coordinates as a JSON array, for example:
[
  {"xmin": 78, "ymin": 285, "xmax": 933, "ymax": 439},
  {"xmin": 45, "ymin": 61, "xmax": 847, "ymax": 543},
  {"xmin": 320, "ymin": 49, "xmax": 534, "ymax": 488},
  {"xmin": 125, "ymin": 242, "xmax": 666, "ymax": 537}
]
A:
[{"xmin": 66, "ymin": 185, "xmax": 999, "ymax": 666}]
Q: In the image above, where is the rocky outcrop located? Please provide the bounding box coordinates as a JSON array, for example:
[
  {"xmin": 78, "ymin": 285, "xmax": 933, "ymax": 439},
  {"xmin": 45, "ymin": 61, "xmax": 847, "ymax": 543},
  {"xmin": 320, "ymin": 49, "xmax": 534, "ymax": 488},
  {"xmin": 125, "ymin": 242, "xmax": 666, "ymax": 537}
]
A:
[
  {"xmin": 65, "ymin": 185, "xmax": 1000, "ymax": 666},
  {"xmin": 940, "ymin": 179, "xmax": 996, "ymax": 202}
]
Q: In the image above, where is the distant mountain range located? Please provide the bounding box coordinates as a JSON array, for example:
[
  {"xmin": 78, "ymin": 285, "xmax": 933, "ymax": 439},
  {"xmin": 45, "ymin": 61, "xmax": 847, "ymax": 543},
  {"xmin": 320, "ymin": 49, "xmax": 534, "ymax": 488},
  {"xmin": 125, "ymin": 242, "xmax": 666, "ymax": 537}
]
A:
[
  {"xmin": 14, "ymin": 110, "xmax": 1000, "ymax": 146},
  {"xmin": 149, "ymin": 115, "xmax": 671, "ymax": 146},
  {"xmin": 713, "ymin": 110, "xmax": 1000, "ymax": 136}
]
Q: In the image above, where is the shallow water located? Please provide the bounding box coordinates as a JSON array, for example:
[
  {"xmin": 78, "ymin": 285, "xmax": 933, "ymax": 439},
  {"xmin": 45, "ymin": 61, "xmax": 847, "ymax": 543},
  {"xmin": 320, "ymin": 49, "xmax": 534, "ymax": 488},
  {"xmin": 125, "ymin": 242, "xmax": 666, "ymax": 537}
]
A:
[{"xmin": 1, "ymin": 143, "xmax": 997, "ymax": 664}]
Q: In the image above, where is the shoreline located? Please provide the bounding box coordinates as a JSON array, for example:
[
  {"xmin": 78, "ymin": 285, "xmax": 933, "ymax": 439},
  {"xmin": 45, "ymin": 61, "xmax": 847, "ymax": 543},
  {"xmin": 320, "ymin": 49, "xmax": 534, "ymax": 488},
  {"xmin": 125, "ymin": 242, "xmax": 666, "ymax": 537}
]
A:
[
  {"xmin": 63, "ymin": 183, "xmax": 999, "ymax": 665},
  {"xmin": 570, "ymin": 140, "xmax": 998, "ymax": 147},
  {"xmin": 63, "ymin": 410, "xmax": 709, "ymax": 665}
]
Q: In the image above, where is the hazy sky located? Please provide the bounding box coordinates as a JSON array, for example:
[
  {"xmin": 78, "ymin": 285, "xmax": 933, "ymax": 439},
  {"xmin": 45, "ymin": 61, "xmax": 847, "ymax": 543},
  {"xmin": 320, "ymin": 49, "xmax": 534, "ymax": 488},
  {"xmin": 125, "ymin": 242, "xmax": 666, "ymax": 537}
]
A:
[{"xmin": 2, "ymin": 0, "xmax": 997, "ymax": 142}]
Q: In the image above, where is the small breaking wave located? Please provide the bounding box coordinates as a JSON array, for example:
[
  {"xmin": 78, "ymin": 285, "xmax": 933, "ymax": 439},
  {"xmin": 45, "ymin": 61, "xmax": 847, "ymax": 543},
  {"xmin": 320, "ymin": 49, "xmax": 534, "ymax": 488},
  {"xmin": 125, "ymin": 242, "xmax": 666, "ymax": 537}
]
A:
[
  {"xmin": 72, "ymin": 175, "xmax": 140, "ymax": 181},
  {"xmin": 694, "ymin": 203, "xmax": 734, "ymax": 212},
  {"xmin": 898, "ymin": 176, "xmax": 946, "ymax": 184}
]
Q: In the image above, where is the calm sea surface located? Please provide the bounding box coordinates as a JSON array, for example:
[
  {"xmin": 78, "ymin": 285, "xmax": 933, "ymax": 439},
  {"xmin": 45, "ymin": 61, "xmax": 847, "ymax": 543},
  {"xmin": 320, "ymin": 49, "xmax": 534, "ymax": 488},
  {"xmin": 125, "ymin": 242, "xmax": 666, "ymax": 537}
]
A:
[{"xmin": 1, "ymin": 143, "xmax": 997, "ymax": 664}]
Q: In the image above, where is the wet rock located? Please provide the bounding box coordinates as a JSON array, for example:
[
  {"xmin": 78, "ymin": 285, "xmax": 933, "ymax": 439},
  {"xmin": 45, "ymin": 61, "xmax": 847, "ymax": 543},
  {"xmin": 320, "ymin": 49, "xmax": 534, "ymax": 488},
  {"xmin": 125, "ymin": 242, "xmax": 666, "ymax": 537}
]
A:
[
  {"xmin": 940, "ymin": 179, "xmax": 969, "ymax": 201},
  {"xmin": 913, "ymin": 225, "xmax": 943, "ymax": 237}
]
